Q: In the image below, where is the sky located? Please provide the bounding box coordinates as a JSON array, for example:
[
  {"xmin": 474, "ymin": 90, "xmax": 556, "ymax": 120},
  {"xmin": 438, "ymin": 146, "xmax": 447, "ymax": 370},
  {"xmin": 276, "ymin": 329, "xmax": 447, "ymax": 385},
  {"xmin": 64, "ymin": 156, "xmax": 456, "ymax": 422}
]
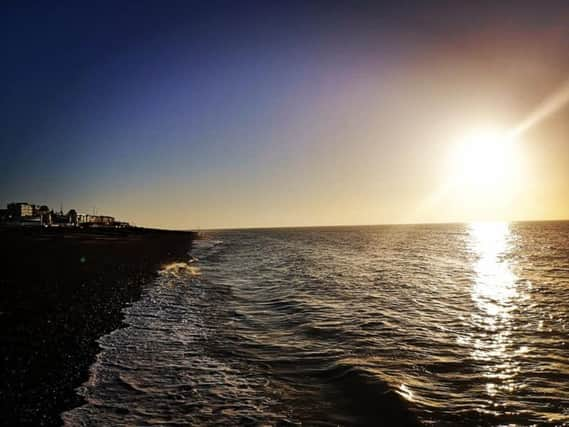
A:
[{"xmin": 1, "ymin": 1, "xmax": 568, "ymax": 229}]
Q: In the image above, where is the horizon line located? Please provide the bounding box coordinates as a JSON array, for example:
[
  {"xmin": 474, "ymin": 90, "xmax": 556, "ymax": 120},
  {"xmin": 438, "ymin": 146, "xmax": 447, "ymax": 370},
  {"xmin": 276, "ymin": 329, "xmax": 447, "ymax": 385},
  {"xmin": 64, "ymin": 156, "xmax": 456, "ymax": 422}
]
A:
[{"xmin": 193, "ymin": 217, "xmax": 569, "ymax": 232}]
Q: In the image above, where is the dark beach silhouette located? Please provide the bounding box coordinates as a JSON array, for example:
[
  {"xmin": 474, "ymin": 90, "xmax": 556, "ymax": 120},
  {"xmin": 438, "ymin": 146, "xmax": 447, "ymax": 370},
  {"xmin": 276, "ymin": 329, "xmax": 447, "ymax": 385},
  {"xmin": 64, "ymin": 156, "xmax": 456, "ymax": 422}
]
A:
[{"xmin": 0, "ymin": 227, "xmax": 195, "ymax": 426}]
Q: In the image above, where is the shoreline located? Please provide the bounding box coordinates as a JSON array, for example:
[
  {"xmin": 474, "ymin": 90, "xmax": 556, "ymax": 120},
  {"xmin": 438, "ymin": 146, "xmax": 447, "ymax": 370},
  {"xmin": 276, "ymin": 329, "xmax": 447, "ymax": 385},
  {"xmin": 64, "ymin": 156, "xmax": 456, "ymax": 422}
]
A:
[{"xmin": 0, "ymin": 227, "xmax": 195, "ymax": 426}]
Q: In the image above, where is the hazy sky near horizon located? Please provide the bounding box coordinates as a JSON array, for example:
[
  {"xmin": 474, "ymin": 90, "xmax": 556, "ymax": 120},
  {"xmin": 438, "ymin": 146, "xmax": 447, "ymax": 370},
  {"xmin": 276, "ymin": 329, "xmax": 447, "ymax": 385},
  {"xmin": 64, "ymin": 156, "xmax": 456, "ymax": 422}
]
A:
[{"xmin": 1, "ymin": 1, "xmax": 569, "ymax": 229}]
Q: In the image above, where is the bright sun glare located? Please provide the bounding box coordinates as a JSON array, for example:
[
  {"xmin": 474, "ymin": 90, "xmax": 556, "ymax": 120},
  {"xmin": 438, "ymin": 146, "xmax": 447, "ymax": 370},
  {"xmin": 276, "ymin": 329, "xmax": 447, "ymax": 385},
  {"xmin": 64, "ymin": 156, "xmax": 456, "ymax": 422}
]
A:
[{"xmin": 451, "ymin": 128, "xmax": 518, "ymax": 188}]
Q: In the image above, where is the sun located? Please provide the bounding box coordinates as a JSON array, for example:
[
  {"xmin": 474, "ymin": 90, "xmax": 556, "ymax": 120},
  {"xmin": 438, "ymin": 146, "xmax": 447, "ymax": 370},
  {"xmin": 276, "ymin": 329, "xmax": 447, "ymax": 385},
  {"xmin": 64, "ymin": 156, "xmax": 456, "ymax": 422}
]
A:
[{"xmin": 450, "ymin": 128, "xmax": 518, "ymax": 188}]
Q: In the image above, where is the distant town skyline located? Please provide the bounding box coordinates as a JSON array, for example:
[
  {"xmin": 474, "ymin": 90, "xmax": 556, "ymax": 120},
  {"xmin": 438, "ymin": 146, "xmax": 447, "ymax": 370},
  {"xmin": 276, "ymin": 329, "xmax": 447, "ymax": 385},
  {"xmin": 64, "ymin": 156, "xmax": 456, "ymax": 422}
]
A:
[
  {"xmin": 2, "ymin": 1, "xmax": 569, "ymax": 229},
  {"xmin": 0, "ymin": 200, "xmax": 124, "ymax": 228}
]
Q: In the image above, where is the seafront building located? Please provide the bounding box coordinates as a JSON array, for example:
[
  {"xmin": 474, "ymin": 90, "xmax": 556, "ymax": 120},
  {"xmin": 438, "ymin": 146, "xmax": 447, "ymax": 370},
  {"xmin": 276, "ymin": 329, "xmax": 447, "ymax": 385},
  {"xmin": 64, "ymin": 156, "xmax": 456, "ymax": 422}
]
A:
[
  {"xmin": 7, "ymin": 202, "xmax": 34, "ymax": 217},
  {"xmin": 77, "ymin": 214, "xmax": 115, "ymax": 225}
]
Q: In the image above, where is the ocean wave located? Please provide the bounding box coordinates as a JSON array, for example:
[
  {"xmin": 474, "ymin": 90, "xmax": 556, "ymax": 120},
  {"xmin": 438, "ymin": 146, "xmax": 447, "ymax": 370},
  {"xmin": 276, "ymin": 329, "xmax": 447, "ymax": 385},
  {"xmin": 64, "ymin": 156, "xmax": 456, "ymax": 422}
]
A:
[{"xmin": 64, "ymin": 222, "xmax": 569, "ymax": 425}]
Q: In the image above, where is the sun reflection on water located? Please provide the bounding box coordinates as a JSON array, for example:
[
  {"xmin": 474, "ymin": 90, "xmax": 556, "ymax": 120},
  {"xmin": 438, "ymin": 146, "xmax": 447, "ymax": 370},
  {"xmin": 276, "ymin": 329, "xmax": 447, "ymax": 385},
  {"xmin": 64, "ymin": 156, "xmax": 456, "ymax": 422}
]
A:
[{"xmin": 468, "ymin": 222, "xmax": 523, "ymax": 399}]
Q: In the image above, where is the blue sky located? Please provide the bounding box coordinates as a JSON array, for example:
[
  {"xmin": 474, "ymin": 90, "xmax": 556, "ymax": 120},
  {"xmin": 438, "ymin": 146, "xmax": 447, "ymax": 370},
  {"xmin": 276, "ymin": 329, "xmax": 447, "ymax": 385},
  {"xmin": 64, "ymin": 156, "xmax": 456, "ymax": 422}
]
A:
[{"xmin": 2, "ymin": 1, "xmax": 568, "ymax": 228}]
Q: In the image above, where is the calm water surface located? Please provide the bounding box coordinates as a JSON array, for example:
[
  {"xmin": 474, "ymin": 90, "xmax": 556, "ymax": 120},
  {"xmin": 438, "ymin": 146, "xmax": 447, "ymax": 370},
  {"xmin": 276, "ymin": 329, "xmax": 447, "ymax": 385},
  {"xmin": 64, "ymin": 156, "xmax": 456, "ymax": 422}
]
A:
[{"xmin": 64, "ymin": 222, "xmax": 569, "ymax": 425}]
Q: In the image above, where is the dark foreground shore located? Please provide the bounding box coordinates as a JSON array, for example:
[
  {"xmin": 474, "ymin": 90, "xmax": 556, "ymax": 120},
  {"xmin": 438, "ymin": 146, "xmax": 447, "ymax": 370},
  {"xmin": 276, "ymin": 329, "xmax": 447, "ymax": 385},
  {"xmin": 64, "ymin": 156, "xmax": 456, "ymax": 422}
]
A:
[{"xmin": 0, "ymin": 227, "xmax": 195, "ymax": 426}]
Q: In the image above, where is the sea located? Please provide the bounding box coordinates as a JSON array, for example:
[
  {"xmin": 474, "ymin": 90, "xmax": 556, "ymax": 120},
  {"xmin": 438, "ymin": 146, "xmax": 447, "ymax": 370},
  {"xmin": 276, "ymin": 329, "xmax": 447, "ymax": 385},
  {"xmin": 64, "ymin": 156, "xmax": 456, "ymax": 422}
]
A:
[{"xmin": 63, "ymin": 222, "xmax": 569, "ymax": 426}]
